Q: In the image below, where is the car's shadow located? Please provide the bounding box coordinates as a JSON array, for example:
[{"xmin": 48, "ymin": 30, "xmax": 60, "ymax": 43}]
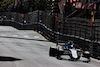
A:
[{"xmin": 0, "ymin": 56, "xmax": 22, "ymax": 61}]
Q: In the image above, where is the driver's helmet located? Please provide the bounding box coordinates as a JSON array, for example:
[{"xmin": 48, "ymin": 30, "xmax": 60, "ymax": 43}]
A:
[
  {"xmin": 67, "ymin": 41, "xmax": 72, "ymax": 45},
  {"xmin": 67, "ymin": 41, "xmax": 74, "ymax": 48}
]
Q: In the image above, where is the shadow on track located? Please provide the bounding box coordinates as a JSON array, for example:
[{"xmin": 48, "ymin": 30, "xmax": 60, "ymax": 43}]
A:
[{"xmin": 0, "ymin": 56, "xmax": 22, "ymax": 61}]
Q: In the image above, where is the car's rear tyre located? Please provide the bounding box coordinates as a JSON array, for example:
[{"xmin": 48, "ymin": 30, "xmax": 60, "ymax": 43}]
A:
[
  {"xmin": 83, "ymin": 51, "xmax": 91, "ymax": 63},
  {"xmin": 49, "ymin": 47, "xmax": 57, "ymax": 57},
  {"xmin": 83, "ymin": 51, "xmax": 90, "ymax": 58}
]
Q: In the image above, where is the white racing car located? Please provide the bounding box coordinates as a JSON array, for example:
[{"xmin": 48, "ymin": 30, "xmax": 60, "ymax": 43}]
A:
[{"xmin": 49, "ymin": 41, "xmax": 91, "ymax": 63}]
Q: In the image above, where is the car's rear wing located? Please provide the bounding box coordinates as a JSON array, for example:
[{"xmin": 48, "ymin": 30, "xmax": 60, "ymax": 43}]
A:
[
  {"xmin": 57, "ymin": 43, "xmax": 66, "ymax": 46},
  {"xmin": 56, "ymin": 40, "xmax": 67, "ymax": 46}
]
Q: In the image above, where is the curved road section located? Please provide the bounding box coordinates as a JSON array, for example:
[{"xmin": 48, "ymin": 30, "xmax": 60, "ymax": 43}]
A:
[{"xmin": 0, "ymin": 26, "xmax": 99, "ymax": 67}]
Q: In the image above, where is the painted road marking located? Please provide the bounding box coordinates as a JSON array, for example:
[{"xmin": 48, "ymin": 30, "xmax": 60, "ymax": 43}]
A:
[
  {"xmin": 24, "ymin": 35, "xmax": 29, "ymax": 38},
  {"xmin": 1, "ymin": 34, "xmax": 7, "ymax": 36},
  {"xmin": 34, "ymin": 36, "xmax": 39, "ymax": 38},
  {"xmin": 13, "ymin": 35, "xmax": 18, "ymax": 37}
]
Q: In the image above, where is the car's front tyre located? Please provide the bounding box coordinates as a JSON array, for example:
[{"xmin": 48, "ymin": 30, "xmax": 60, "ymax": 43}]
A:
[{"xmin": 49, "ymin": 47, "xmax": 57, "ymax": 57}]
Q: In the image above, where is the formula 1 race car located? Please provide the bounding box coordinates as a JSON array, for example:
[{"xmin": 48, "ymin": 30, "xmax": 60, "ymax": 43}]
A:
[{"xmin": 49, "ymin": 41, "xmax": 91, "ymax": 63}]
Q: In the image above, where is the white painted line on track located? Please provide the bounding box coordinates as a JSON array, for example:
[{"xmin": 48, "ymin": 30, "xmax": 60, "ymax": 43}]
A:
[
  {"xmin": 24, "ymin": 35, "xmax": 29, "ymax": 38},
  {"xmin": 34, "ymin": 36, "xmax": 39, "ymax": 38},
  {"xmin": 13, "ymin": 35, "xmax": 18, "ymax": 37},
  {"xmin": 1, "ymin": 34, "xmax": 7, "ymax": 36}
]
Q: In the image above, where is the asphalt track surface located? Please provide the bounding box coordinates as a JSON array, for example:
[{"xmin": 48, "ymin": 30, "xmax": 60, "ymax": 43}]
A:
[{"xmin": 0, "ymin": 26, "xmax": 100, "ymax": 67}]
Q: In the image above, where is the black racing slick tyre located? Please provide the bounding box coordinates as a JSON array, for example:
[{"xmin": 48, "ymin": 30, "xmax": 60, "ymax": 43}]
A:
[
  {"xmin": 83, "ymin": 51, "xmax": 91, "ymax": 63},
  {"xmin": 83, "ymin": 51, "xmax": 90, "ymax": 59},
  {"xmin": 49, "ymin": 47, "xmax": 57, "ymax": 57}
]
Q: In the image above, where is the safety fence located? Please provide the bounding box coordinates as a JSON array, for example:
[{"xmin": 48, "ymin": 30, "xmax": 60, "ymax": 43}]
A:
[
  {"xmin": 0, "ymin": 11, "xmax": 100, "ymax": 60},
  {"xmin": 63, "ymin": 18, "xmax": 100, "ymax": 59}
]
